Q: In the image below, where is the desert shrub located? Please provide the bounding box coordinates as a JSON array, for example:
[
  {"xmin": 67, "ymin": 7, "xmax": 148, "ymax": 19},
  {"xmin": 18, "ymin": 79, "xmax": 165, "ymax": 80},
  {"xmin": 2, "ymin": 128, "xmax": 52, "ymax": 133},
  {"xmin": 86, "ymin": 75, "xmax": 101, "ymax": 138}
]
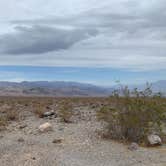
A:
[
  {"xmin": 6, "ymin": 104, "xmax": 21, "ymax": 121},
  {"xmin": 0, "ymin": 116, "xmax": 7, "ymax": 130},
  {"xmin": 33, "ymin": 102, "xmax": 46, "ymax": 118},
  {"xmin": 6, "ymin": 109, "xmax": 19, "ymax": 121},
  {"xmin": 0, "ymin": 103, "xmax": 20, "ymax": 130},
  {"xmin": 59, "ymin": 100, "xmax": 73, "ymax": 123},
  {"xmin": 97, "ymin": 86, "xmax": 166, "ymax": 143}
]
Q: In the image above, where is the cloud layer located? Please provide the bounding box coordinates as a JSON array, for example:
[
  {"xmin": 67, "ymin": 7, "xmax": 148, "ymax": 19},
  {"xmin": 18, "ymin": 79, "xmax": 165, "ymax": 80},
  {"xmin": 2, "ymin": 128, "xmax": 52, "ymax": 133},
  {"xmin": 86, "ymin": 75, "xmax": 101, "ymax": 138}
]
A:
[
  {"xmin": 0, "ymin": 0, "xmax": 166, "ymax": 71},
  {"xmin": 0, "ymin": 25, "xmax": 97, "ymax": 54}
]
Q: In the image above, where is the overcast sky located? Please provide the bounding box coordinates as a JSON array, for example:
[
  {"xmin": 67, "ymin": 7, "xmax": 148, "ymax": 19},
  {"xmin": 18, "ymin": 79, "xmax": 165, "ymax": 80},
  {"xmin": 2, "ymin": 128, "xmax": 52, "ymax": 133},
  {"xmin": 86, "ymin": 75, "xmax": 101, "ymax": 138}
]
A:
[{"xmin": 0, "ymin": 0, "xmax": 166, "ymax": 84}]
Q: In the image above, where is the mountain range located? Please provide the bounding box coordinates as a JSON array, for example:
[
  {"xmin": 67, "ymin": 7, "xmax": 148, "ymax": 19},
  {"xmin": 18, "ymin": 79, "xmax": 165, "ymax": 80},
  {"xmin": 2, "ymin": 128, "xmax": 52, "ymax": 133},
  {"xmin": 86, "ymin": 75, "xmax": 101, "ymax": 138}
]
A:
[
  {"xmin": 0, "ymin": 80, "xmax": 165, "ymax": 97},
  {"xmin": 0, "ymin": 81, "xmax": 113, "ymax": 97}
]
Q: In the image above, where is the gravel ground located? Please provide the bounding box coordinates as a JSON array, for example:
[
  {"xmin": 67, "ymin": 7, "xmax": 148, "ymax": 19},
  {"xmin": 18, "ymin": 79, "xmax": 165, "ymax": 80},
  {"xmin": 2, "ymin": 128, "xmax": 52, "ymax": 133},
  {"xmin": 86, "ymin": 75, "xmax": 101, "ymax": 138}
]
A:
[{"xmin": 0, "ymin": 109, "xmax": 165, "ymax": 166}]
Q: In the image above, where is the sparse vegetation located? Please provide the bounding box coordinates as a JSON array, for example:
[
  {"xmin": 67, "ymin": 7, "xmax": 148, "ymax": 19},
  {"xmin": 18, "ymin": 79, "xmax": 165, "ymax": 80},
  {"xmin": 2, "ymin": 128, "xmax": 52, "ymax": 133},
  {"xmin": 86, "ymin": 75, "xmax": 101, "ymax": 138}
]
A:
[
  {"xmin": 0, "ymin": 94, "xmax": 165, "ymax": 145},
  {"xmin": 0, "ymin": 103, "xmax": 20, "ymax": 130},
  {"xmin": 0, "ymin": 116, "xmax": 7, "ymax": 130},
  {"xmin": 59, "ymin": 100, "xmax": 74, "ymax": 123},
  {"xmin": 33, "ymin": 102, "xmax": 46, "ymax": 118}
]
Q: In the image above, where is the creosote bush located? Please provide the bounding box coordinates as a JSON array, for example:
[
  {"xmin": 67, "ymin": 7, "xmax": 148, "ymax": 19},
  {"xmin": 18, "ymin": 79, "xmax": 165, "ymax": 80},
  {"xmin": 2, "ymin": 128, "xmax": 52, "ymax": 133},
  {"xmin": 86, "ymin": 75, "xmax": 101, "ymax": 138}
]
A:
[
  {"xmin": 97, "ymin": 85, "xmax": 166, "ymax": 144},
  {"xmin": 59, "ymin": 100, "xmax": 73, "ymax": 123},
  {"xmin": 0, "ymin": 103, "xmax": 21, "ymax": 130},
  {"xmin": 33, "ymin": 102, "xmax": 46, "ymax": 118},
  {"xmin": 0, "ymin": 116, "xmax": 7, "ymax": 130}
]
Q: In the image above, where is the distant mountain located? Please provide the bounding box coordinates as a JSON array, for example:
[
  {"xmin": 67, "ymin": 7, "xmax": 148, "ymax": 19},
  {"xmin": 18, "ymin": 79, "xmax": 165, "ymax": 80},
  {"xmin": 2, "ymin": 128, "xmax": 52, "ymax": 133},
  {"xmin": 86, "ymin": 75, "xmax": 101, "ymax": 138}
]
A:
[
  {"xmin": 0, "ymin": 80, "xmax": 165, "ymax": 97},
  {"xmin": 128, "ymin": 80, "xmax": 166, "ymax": 96},
  {"xmin": 151, "ymin": 80, "xmax": 166, "ymax": 94},
  {"xmin": 0, "ymin": 81, "xmax": 113, "ymax": 97}
]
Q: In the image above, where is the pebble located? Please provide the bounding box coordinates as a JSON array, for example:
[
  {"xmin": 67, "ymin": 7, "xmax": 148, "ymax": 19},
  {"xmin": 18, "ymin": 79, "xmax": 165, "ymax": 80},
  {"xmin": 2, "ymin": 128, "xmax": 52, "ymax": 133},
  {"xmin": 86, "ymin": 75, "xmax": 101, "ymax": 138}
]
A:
[
  {"xmin": 128, "ymin": 142, "xmax": 139, "ymax": 151},
  {"xmin": 17, "ymin": 137, "xmax": 25, "ymax": 142},
  {"xmin": 52, "ymin": 139, "xmax": 63, "ymax": 144}
]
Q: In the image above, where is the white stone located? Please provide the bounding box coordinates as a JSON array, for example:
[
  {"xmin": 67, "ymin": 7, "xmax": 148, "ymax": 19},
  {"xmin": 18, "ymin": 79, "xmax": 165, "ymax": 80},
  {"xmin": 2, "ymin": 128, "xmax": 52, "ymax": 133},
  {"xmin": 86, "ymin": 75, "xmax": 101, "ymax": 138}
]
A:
[
  {"xmin": 147, "ymin": 134, "xmax": 162, "ymax": 145},
  {"xmin": 39, "ymin": 122, "xmax": 52, "ymax": 132}
]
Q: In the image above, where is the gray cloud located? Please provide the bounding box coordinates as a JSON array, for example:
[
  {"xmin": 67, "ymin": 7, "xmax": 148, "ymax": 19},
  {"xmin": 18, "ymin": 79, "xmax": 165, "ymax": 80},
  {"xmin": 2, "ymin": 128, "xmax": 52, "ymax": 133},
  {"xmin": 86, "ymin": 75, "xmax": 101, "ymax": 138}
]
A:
[
  {"xmin": 11, "ymin": 0, "xmax": 166, "ymax": 43},
  {"xmin": 0, "ymin": 25, "xmax": 98, "ymax": 54},
  {"xmin": 0, "ymin": 0, "xmax": 166, "ymax": 71}
]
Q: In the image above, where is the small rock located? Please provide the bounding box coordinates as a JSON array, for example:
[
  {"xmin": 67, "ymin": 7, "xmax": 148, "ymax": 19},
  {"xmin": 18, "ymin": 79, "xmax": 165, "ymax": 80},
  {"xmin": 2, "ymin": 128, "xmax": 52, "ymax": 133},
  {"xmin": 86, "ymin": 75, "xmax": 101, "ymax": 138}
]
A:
[
  {"xmin": 46, "ymin": 106, "xmax": 51, "ymax": 109},
  {"xmin": 91, "ymin": 105, "xmax": 97, "ymax": 109},
  {"xmin": 0, "ymin": 135, "xmax": 4, "ymax": 139},
  {"xmin": 147, "ymin": 134, "xmax": 162, "ymax": 146},
  {"xmin": 42, "ymin": 110, "xmax": 56, "ymax": 118},
  {"xmin": 128, "ymin": 142, "xmax": 139, "ymax": 151},
  {"xmin": 17, "ymin": 137, "xmax": 25, "ymax": 142},
  {"xmin": 38, "ymin": 122, "xmax": 52, "ymax": 132},
  {"xmin": 19, "ymin": 124, "xmax": 27, "ymax": 129},
  {"xmin": 58, "ymin": 127, "xmax": 64, "ymax": 131},
  {"xmin": 32, "ymin": 157, "xmax": 36, "ymax": 160},
  {"xmin": 52, "ymin": 139, "xmax": 62, "ymax": 144}
]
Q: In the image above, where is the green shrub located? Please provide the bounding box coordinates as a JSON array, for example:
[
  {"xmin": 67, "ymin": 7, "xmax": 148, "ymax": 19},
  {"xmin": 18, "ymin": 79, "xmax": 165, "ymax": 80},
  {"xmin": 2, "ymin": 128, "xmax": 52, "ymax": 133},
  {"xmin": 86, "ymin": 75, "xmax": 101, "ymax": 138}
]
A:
[{"xmin": 97, "ymin": 86, "xmax": 166, "ymax": 143}]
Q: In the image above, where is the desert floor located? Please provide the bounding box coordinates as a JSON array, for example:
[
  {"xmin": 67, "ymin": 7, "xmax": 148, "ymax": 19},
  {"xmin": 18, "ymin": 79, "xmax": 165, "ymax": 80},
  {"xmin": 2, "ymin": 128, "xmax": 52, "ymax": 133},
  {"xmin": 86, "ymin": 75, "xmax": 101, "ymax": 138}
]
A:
[{"xmin": 0, "ymin": 104, "xmax": 165, "ymax": 166}]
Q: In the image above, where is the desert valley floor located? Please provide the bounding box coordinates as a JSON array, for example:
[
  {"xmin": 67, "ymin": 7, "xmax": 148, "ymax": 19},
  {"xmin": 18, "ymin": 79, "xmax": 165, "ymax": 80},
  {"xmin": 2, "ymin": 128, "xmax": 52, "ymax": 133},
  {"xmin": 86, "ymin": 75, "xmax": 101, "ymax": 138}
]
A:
[{"xmin": 0, "ymin": 97, "xmax": 165, "ymax": 166}]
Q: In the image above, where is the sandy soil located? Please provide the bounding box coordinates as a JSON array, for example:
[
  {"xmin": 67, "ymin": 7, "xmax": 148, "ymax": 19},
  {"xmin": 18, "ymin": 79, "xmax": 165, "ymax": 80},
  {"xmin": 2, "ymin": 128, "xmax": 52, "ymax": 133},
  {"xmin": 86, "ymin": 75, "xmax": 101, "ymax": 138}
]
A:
[{"xmin": 0, "ymin": 108, "xmax": 165, "ymax": 166}]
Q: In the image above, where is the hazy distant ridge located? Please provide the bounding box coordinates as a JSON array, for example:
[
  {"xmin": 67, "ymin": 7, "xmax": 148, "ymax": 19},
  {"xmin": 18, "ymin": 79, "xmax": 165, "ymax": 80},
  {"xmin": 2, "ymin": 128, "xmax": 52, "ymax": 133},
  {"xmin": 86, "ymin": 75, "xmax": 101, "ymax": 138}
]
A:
[
  {"xmin": 0, "ymin": 80, "xmax": 165, "ymax": 97},
  {"xmin": 0, "ymin": 81, "xmax": 113, "ymax": 97}
]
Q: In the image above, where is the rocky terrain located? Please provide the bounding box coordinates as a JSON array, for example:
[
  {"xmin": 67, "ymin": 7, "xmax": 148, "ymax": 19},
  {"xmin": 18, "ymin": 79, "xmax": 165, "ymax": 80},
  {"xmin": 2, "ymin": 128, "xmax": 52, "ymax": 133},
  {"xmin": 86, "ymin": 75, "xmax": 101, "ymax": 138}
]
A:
[{"xmin": 0, "ymin": 97, "xmax": 165, "ymax": 166}]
